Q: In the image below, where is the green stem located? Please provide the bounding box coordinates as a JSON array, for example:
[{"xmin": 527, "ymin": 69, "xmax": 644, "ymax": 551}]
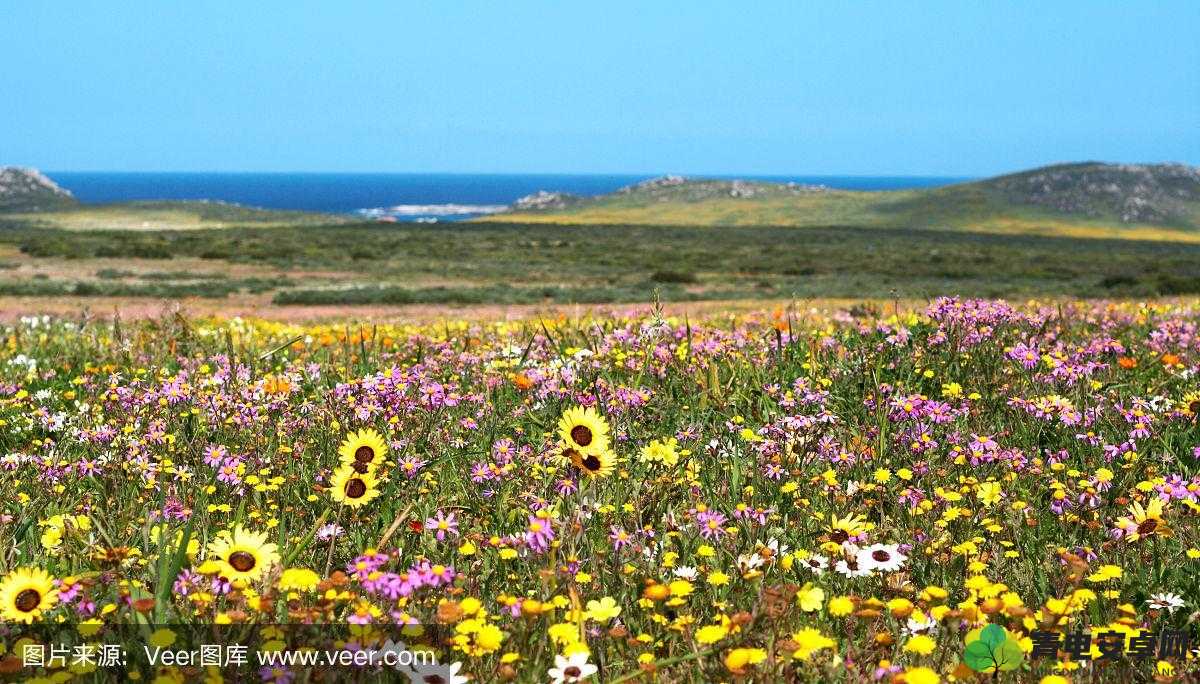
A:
[{"xmin": 607, "ymin": 648, "xmax": 716, "ymax": 684}]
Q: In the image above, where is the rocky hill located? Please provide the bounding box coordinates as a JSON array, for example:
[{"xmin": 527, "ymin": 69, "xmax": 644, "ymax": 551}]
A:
[
  {"xmin": 973, "ymin": 162, "xmax": 1200, "ymax": 224},
  {"xmin": 487, "ymin": 162, "xmax": 1200, "ymax": 240},
  {"xmin": 0, "ymin": 167, "xmax": 76, "ymax": 211},
  {"xmin": 511, "ymin": 190, "xmax": 583, "ymax": 211}
]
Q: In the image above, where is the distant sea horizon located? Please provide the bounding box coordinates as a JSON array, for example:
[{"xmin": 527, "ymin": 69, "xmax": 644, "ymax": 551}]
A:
[{"xmin": 45, "ymin": 172, "xmax": 971, "ymax": 222}]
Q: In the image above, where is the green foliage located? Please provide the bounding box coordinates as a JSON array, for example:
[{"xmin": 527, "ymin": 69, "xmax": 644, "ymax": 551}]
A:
[
  {"xmin": 0, "ymin": 277, "xmax": 291, "ymax": 299},
  {"xmin": 3, "ymin": 214, "xmax": 1200, "ymax": 303},
  {"xmin": 650, "ymin": 270, "xmax": 699, "ymax": 284}
]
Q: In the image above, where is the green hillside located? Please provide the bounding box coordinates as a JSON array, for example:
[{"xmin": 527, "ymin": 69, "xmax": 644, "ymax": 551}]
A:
[{"xmin": 481, "ymin": 162, "xmax": 1200, "ymax": 242}]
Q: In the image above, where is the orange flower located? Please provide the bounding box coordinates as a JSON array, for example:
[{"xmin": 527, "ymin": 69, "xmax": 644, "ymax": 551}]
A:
[
  {"xmin": 642, "ymin": 583, "xmax": 671, "ymax": 601},
  {"xmin": 511, "ymin": 372, "xmax": 535, "ymax": 391},
  {"xmin": 1117, "ymin": 356, "xmax": 1137, "ymax": 369},
  {"xmin": 1161, "ymin": 353, "xmax": 1181, "ymax": 366},
  {"xmin": 262, "ymin": 374, "xmax": 291, "ymax": 395},
  {"xmin": 771, "ymin": 308, "xmax": 788, "ymax": 332}
]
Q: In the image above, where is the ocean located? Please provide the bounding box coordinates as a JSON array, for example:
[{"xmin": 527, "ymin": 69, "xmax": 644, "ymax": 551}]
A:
[{"xmin": 44, "ymin": 172, "xmax": 968, "ymax": 222}]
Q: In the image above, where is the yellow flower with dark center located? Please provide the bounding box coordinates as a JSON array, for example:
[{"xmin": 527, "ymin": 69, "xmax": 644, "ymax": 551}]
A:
[
  {"xmin": 1182, "ymin": 391, "xmax": 1200, "ymax": 417},
  {"xmin": 565, "ymin": 444, "xmax": 615, "ymax": 479},
  {"xmin": 824, "ymin": 513, "xmax": 869, "ymax": 545},
  {"xmin": 0, "ymin": 567, "xmax": 58, "ymax": 623},
  {"xmin": 338, "ymin": 428, "xmax": 388, "ymax": 473},
  {"xmin": 557, "ymin": 407, "xmax": 610, "ymax": 454},
  {"xmin": 1116, "ymin": 497, "xmax": 1168, "ymax": 542},
  {"xmin": 206, "ymin": 527, "xmax": 280, "ymax": 582},
  {"xmin": 330, "ymin": 464, "xmax": 381, "ymax": 507}
]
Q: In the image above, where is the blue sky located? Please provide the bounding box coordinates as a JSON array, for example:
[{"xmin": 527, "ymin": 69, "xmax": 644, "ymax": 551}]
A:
[{"xmin": 2, "ymin": 1, "xmax": 1197, "ymax": 175}]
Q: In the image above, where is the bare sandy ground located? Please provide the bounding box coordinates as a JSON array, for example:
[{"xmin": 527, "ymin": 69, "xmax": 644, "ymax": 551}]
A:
[{"xmin": 0, "ymin": 249, "xmax": 347, "ymax": 284}]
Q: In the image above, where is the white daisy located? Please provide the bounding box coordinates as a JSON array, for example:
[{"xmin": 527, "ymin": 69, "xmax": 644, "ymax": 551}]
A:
[
  {"xmin": 316, "ymin": 523, "xmax": 344, "ymax": 541},
  {"xmin": 856, "ymin": 543, "xmax": 907, "ymax": 573},
  {"xmin": 798, "ymin": 553, "xmax": 829, "ymax": 575},
  {"xmin": 905, "ymin": 612, "xmax": 938, "ymax": 635},
  {"xmin": 673, "ymin": 565, "xmax": 699, "ymax": 580},
  {"xmin": 1147, "ymin": 592, "xmax": 1186, "ymax": 613},
  {"xmin": 548, "ymin": 652, "xmax": 597, "ymax": 683},
  {"xmin": 736, "ymin": 553, "xmax": 765, "ymax": 573},
  {"xmin": 834, "ymin": 547, "xmax": 873, "ymax": 578},
  {"xmin": 765, "ymin": 537, "xmax": 791, "ymax": 557}
]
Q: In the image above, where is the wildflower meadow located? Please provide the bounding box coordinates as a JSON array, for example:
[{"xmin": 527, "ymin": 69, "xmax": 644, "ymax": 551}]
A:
[{"xmin": 2, "ymin": 297, "xmax": 1200, "ymax": 683}]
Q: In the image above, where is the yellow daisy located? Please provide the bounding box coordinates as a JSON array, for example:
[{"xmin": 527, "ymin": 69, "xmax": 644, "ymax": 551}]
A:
[
  {"xmin": 557, "ymin": 406, "xmax": 610, "ymax": 454},
  {"xmin": 824, "ymin": 512, "xmax": 870, "ymax": 545},
  {"xmin": 277, "ymin": 567, "xmax": 321, "ymax": 592},
  {"xmin": 330, "ymin": 464, "xmax": 382, "ymax": 508},
  {"xmin": 338, "ymin": 428, "xmax": 388, "ymax": 473},
  {"xmin": 565, "ymin": 444, "xmax": 615, "ymax": 479},
  {"xmin": 206, "ymin": 527, "xmax": 280, "ymax": 582},
  {"xmin": 1182, "ymin": 391, "xmax": 1200, "ymax": 417},
  {"xmin": 640, "ymin": 437, "xmax": 681, "ymax": 467},
  {"xmin": 0, "ymin": 567, "xmax": 57, "ymax": 623},
  {"xmin": 1116, "ymin": 497, "xmax": 1168, "ymax": 541}
]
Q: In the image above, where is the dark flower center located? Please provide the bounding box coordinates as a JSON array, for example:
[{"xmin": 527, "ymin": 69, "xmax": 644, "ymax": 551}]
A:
[
  {"xmin": 14, "ymin": 589, "xmax": 40, "ymax": 612},
  {"xmin": 829, "ymin": 529, "xmax": 849, "ymax": 544},
  {"xmin": 1190, "ymin": 400, "xmax": 1200, "ymax": 415},
  {"xmin": 570, "ymin": 425, "xmax": 593, "ymax": 447},
  {"xmin": 354, "ymin": 445, "xmax": 375, "ymax": 463},
  {"xmin": 564, "ymin": 666, "xmax": 582, "ymax": 677},
  {"xmin": 582, "ymin": 454, "xmax": 602, "ymax": 472},
  {"xmin": 872, "ymin": 550, "xmax": 891, "ymax": 562},
  {"xmin": 1137, "ymin": 519, "xmax": 1159, "ymax": 534},
  {"xmin": 228, "ymin": 551, "xmax": 256, "ymax": 573},
  {"xmin": 423, "ymin": 677, "xmax": 445, "ymax": 684},
  {"xmin": 351, "ymin": 461, "xmax": 370, "ymax": 474},
  {"xmin": 345, "ymin": 478, "xmax": 368, "ymax": 498}
]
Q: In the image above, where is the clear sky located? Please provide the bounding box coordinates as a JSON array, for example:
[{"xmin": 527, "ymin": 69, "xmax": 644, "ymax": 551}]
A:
[{"xmin": 3, "ymin": 1, "xmax": 1197, "ymax": 175}]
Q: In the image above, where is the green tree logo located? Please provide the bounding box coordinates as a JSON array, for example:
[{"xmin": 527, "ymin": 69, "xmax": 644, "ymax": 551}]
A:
[{"xmin": 964, "ymin": 624, "xmax": 1024, "ymax": 673}]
